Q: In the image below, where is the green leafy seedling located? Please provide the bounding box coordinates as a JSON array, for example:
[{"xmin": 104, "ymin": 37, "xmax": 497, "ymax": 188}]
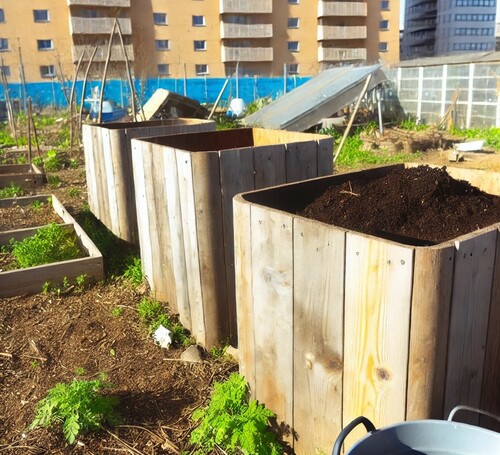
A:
[
  {"xmin": 111, "ymin": 306, "xmax": 123, "ymax": 317},
  {"xmin": 190, "ymin": 373, "xmax": 283, "ymax": 455},
  {"xmin": 122, "ymin": 255, "xmax": 143, "ymax": 287},
  {"xmin": 29, "ymin": 378, "xmax": 121, "ymax": 444},
  {"xmin": 0, "ymin": 182, "xmax": 24, "ymax": 198}
]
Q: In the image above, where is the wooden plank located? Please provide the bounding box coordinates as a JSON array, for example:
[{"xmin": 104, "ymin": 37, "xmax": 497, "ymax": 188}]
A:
[
  {"xmin": 285, "ymin": 140, "xmax": 317, "ymax": 183},
  {"xmin": 480, "ymin": 229, "xmax": 500, "ymax": 430},
  {"xmin": 0, "ymin": 223, "xmax": 71, "ymax": 244},
  {"xmin": 0, "ymin": 194, "xmax": 51, "ymax": 209},
  {"xmin": 163, "ymin": 145, "xmax": 190, "ymax": 322},
  {"xmin": 343, "ymin": 233, "xmax": 413, "ymax": 449},
  {"xmin": 407, "ymin": 245, "xmax": 454, "ymax": 420},
  {"xmin": 176, "ymin": 149, "xmax": 205, "ymax": 344},
  {"xmin": 101, "ymin": 128, "xmax": 119, "ymax": 238},
  {"xmin": 82, "ymin": 124, "xmax": 100, "ymax": 219},
  {"xmin": 191, "ymin": 151, "xmax": 227, "ymax": 348},
  {"xmin": 293, "ymin": 217, "xmax": 345, "ymax": 455},
  {"xmin": 444, "ymin": 229, "xmax": 497, "ymax": 423},
  {"xmin": 219, "ymin": 147, "xmax": 255, "ymax": 344},
  {"xmin": 250, "ymin": 205, "xmax": 294, "ymax": 438},
  {"xmin": 93, "ymin": 126, "xmax": 109, "ymax": 227},
  {"xmin": 233, "ymin": 195, "xmax": 255, "ymax": 392},
  {"xmin": 317, "ymin": 137, "xmax": 334, "ymax": 176},
  {"xmin": 130, "ymin": 140, "xmax": 154, "ymax": 287},
  {"xmin": 253, "ymin": 144, "xmax": 286, "ymax": 188}
]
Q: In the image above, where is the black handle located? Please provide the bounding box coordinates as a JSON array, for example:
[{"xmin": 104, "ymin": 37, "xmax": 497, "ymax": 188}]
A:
[{"xmin": 332, "ymin": 416, "xmax": 376, "ymax": 455}]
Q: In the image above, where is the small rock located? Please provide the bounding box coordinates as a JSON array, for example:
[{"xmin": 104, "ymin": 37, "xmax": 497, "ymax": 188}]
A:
[
  {"xmin": 180, "ymin": 345, "xmax": 203, "ymax": 363},
  {"xmin": 225, "ymin": 346, "xmax": 239, "ymax": 362}
]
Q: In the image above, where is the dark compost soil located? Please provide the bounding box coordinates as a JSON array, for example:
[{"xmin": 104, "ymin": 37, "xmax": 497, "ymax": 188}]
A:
[{"xmin": 299, "ymin": 165, "xmax": 500, "ymax": 245}]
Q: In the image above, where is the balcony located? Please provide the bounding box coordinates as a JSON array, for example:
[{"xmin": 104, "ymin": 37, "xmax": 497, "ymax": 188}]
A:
[
  {"xmin": 317, "ymin": 25, "xmax": 367, "ymax": 40},
  {"xmin": 220, "ymin": 23, "xmax": 273, "ymax": 39},
  {"xmin": 318, "ymin": 1, "xmax": 367, "ymax": 17},
  {"xmin": 67, "ymin": 0, "xmax": 130, "ymax": 6},
  {"xmin": 221, "ymin": 46, "xmax": 273, "ymax": 62},
  {"xmin": 318, "ymin": 47, "xmax": 366, "ymax": 62},
  {"xmin": 70, "ymin": 17, "xmax": 132, "ymax": 35},
  {"xmin": 71, "ymin": 44, "xmax": 134, "ymax": 63},
  {"xmin": 220, "ymin": 0, "xmax": 272, "ymax": 14}
]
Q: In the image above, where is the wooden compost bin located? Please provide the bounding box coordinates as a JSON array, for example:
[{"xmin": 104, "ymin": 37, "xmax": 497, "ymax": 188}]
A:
[
  {"xmin": 0, "ymin": 163, "xmax": 44, "ymax": 189},
  {"xmin": 0, "ymin": 194, "xmax": 104, "ymax": 297},
  {"xmin": 233, "ymin": 164, "xmax": 500, "ymax": 455},
  {"xmin": 82, "ymin": 118, "xmax": 215, "ymax": 245},
  {"xmin": 131, "ymin": 128, "xmax": 333, "ymax": 347}
]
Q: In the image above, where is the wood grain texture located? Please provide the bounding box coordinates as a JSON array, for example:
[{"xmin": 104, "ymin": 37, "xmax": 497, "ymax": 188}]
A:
[
  {"xmin": 407, "ymin": 245, "xmax": 455, "ymax": 420},
  {"xmin": 233, "ymin": 195, "xmax": 255, "ymax": 392},
  {"xmin": 250, "ymin": 205, "xmax": 294, "ymax": 437},
  {"xmin": 102, "ymin": 128, "xmax": 120, "ymax": 240},
  {"xmin": 82, "ymin": 124, "xmax": 99, "ymax": 220},
  {"xmin": 293, "ymin": 217, "xmax": 345, "ymax": 454},
  {"xmin": 317, "ymin": 137, "xmax": 334, "ymax": 176},
  {"xmin": 285, "ymin": 140, "xmax": 317, "ymax": 183},
  {"xmin": 253, "ymin": 144, "xmax": 286, "ymax": 188},
  {"xmin": 219, "ymin": 147, "xmax": 255, "ymax": 344},
  {"xmin": 343, "ymin": 233, "xmax": 414, "ymax": 449},
  {"xmin": 444, "ymin": 229, "xmax": 497, "ymax": 423}
]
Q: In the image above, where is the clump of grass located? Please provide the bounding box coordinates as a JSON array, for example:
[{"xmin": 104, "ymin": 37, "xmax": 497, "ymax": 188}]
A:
[
  {"xmin": 450, "ymin": 126, "xmax": 500, "ymax": 150},
  {"xmin": 399, "ymin": 116, "xmax": 429, "ymax": 131}
]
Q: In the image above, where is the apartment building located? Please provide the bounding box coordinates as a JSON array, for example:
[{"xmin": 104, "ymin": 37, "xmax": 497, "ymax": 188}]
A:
[
  {"xmin": 0, "ymin": 0, "xmax": 399, "ymax": 84},
  {"xmin": 402, "ymin": 0, "xmax": 497, "ymax": 59}
]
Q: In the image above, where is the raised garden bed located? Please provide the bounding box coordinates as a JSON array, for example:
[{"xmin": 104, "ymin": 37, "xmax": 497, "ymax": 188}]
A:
[
  {"xmin": 131, "ymin": 127, "xmax": 333, "ymax": 347},
  {"xmin": 233, "ymin": 163, "xmax": 500, "ymax": 454},
  {"xmin": 82, "ymin": 118, "xmax": 216, "ymax": 245},
  {"xmin": 0, "ymin": 194, "xmax": 104, "ymax": 297},
  {"xmin": 0, "ymin": 163, "xmax": 44, "ymax": 190}
]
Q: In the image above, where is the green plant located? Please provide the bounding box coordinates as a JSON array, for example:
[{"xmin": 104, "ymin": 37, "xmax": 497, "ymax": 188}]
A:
[
  {"xmin": 122, "ymin": 255, "xmax": 143, "ymax": 287},
  {"xmin": 42, "ymin": 281, "xmax": 51, "ymax": 294},
  {"xmin": 190, "ymin": 373, "xmax": 283, "ymax": 455},
  {"xmin": 137, "ymin": 297, "xmax": 190, "ymax": 345},
  {"xmin": 449, "ymin": 126, "xmax": 500, "ymax": 150},
  {"xmin": 75, "ymin": 274, "xmax": 87, "ymax": 291},
  {"xmin": 245, "ymin": 97, "xmax": 272, "ymax": 116},
  {"xmin": 399, "ymin": 116, "xmax": 429, "ymax": 131},
  {"xmin": 31, "ymin": 360, "xmax": 40, "ymax": 369},
  {"xmin": 43, "ymin": 149, "xmax": 62, "ymax": 171},
  {"xmin": 216, "ymin": 114, "xmax": 242, "ymax": 131},
  {"xmin": 8, "ymin": 223, "xmax": 83, "ymax": 268},
  {"xmin": 47, "ymin": 175, "xmax": 62, "ymax": 188},
  {"xmin": 33, "ymin": 156, "xmax": 44, "ymax": 167},
  {"xmin": 209, "ymin": 344, "xmax": 228, "ymax": 359},
  {"xmin": 29, "ymin": 377, "xmax": 121, "ymax": 444},
  {"xmin": 31, "ymin": 199, "xmax": 45, "ymax": 211},
  {"xmin": 16, "ymin": 155, "xmax": 27, "ymax": 164},
  {"xmin": 75, "ymin": 367, "xmax": 86, "ymax": 376},
  {"xmin": 0, "ymin": 182, "xmax": 24, "ymax": 198},
  {"xmin": 111, "ymin": 306, "xmax": 123, "ymax": 317}
]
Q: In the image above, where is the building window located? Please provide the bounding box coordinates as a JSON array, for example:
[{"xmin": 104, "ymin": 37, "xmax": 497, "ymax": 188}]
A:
[
  {"xmin": 379, "ymin": 42, "xmax": 388, "ymax": 52},
  {"xmin": 34, "ymin": 10, "xmax": 50, "ymax": 22},
  {"xmin": 0, "ymin": 38, "xmax": 8, "ymax": 51},
  {"xmin": 0, "ymin": 9, "xmax": 5, "ymax": 22},
  {"xmin": 380, "ymin": 20, "xmax": 389, "ymax": 30},
  {"xmin": 81, "ymin": 9, "xmax": 100, "ymax": 18},
  {"xmin": 288, "ymin": 63, "xmax": 299, "ymax": 75},
  {"xmin": 288, "ymin": 17, "xmax": 299, "ymax": 28},
  {"xmin": 381, "ymin": 0, "xmax": 390, "ymax": 9},
  {"xmin": 0, "ymin": 66, "xmax": 10, "ymax": 76},
  {"xmin": 288, "ymin": 41, "xmax": 299, "ymax": 52},
  {"xmin": 192, "ymin": 15, "xmax": 206, "ymax": 26},
  {"xmin": 40, "ymin": 65, "xmax": 56, "ymax": 78},
  {"xmin": 153, "ymin": 13, "xmax": 167, "ymax": 25},
  {"xmin": 158, "ymin": 64, "xmax": 170, "ymax": 75},
  {"xmin": 288, "ymin": 0, "xmax": 299, "ymax": 3},
  {"xmin": 194, "ymin": 40, "xmax": 207, "ymax": 51},
  {"xmin": 37, "ymin": 39, "xmax": 54, "ymax": 51},
  {"xmin": 155, "ymin": 39, "xmax": 170, "ymax": 51},
  {"xmin": 195, "ymin": 64, "xmax": 209, "ymax": 75}
]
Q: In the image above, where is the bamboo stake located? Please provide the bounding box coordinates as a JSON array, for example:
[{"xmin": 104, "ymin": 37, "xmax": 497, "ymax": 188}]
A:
[
  {"xmin": 98, "ymin": 20, "xmax": 118, "ymax": 124},
  {"xmin": 208, "ymin": 75, "xmax": 230, "ymax": 120},
  {"xmin": 0, "ymin": 59, "xmax": 17, "ymax": 143},
  {"xmin": 26, "ymin": 97, "xmax": 32, "ymax": 165},
  {"xmin": 333, "ymin": 73, "xmax": 373, "ymax": 163},
  {"xmin": 69, "ymin": 49, "xmax": 86, "ymax": 152},
  {"xmin": 79, "ymin": 46, "xmax": 98, "ymax": 131}
]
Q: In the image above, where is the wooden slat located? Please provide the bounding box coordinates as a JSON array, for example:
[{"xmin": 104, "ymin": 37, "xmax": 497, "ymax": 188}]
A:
[
  {"xmin": 444, "ymin": 229, "xmax": 497, "ymax": 423},
  {"xmin": 343, "ymin": 233, "xmax": 414, "ymax": 449},
  {"xmin": 0, "ymin": 194, "xmax": 51, "ymax": 209},
  {"xmin": 94, "ymin": 127, "xmax": 109, "ymax": 226},
  {"xmin": 190, "ymin": 151, "xmax": 227, "ymax": 348},
  {"xmin": 293, "ymin": 217, "xmax": 345, "ymax": 455},
  {"xmin": 253, "ymin": 144, "xmax": 286, "ymax": 188},
  {"xmin": 0, "ymin": 223, "xmax": 71, "ymax": 244},
  {"xmin": 480, "ymin": 228, "xmax": 500, "ymax": 430},
  {"xmin": 219, "ymin": 147, "xmax": 255, "ymax": 344},
  {"xmin": 101, "ymin": 128, "xmax": 119, "ymax": 237},
  {"xmin": 317, "ymin": 137, "xmax": 334, "ymax": 176},
  {"xmin": 163, "ymin": 145, "xmax": 190, "ymax": 322},
  {"xmin": 285, "ymin": 140, "xmax": 317, "ymax": 183},
  {"xmin": 233, "ymin": 195, "xmax": 255, "ymax": 392},
  {"xmin": 407, "ymin": 245, "xmax": 454, "ymax": 420},
  {"xmin": 176, "ymin": 149, "xmax": 205, "ymax": 344},
  {"xmin": 82, "ymin": 124, "xmax": 100, "ymax": 219},
  {"xmin": 250, "ymin": 205, "xmax": 294, "ymax": 437}
]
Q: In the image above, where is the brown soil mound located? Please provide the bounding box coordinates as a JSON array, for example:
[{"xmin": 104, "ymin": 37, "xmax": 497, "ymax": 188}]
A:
[{"xmin": 299, "ymin": 165, "xmax": 500, "ymax": 245}]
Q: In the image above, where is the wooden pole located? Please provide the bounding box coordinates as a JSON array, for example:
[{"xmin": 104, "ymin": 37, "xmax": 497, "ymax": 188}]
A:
[
  {"xmin": 26, "ymin": 97, "xmax": 32, "ymax": 165},
  {"xmin": 79, "ymin": 46, "xmax": 98, "ymax": 131},
  {"xmin": 17, "ymin": 40, "xmax": 27, "ymax": 113},
  {"xmin": 0, "ymin": 59, "xmax": 17, "ymax": 143},
  {"xmin": 208, "ymin": 75, "xmax": 230, "ymax": 120},
  {"xmin": 99, "ymin": 20, "xmax": 117, "ymax": 123},
  {"xmin": 56, "ymin": 50, "xmax": 70, "ymax": 106},
  {"xmin": 333, "ymin": 73, "xmax": 372, "ymax": 163},
  {"xmin": 69, "ymin": 49, "xmax": 86, "ymax": 152}
]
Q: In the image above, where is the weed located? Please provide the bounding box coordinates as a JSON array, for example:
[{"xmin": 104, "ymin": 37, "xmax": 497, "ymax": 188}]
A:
[
  {"xmin": 47, "ymin": 175, "xmax": 62, "ymax": 188},
  {"xmin": 209, "ymin": 344, "xmax": 228, "ymax": 359},
  {"xmin": 69, "ymin": 158, "xmax": 79, "ymax": 169},
  {"xmin": 0, "ymin": 128, "xmax": 17, "ymax": 146},
  {"xmin": 43, "ymin": 149, "xmax": 63, "ymax": 171},
  {"xmin": 111, "ymin": 306, "xmax": 123, "ymax": 317},
  {"xmin": 33, "ymin": 156, "xmax": 44, "ymax": 167},
  {"xmin": 7, "ymin": 223, "xmax": 83, "ymax": 268},
  {"xmin": 190, "ymin": 373, "xmax": 283, "ymax": 455},
  {"xmin": 75, "ymin": 274, "xmax": 87, "ymax": 291},
  {"xmin": 16, "ymin": 155, "xmax": 27, "ymax": 164},
  {"xmin": 0, "ymin": 182, "xmax": 24, "ymax": 198},
  {"xmin": 245, "ymin": 97, "xmax": 272, "ymax": 116},
  {"xmin": 399, "ymin": 116, "xmax": 429, "ymax": 131},
  {"xmin": 137, "ymin": 297, "xmax": 191, "ymax": 346},
  {"xmin": 31, "ymin": 360, "xmax": 40, "ymax": 369},
  {"xmin": 29, "ymin": 377, "xmax": 121, "ymax": 444},
  {"xmin": 216, "ymin": 114, "xmax": 242, "ymax": 131},
  {"xmin": 449, "ymin": 126, "xmax": 500, "ymax": 150},
  {"xmin": 31, "ymin": 199, "xmax": 45, "ymax": 211},
  {"xmin": 75, "ymin": 367, "xmax": 85, "ymax": 376},
  {"xmin": 122, "ymin": 255, "xmax": 143, "ymax": 287},
  {"xmin": 42, "ymin": 282, "xmax": 51, "ymax": 294}
]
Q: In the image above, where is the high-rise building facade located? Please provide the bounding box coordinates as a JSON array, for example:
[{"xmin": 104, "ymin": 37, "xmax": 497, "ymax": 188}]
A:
[
  {"xmin": 0, "ymin": 0, "xmax": 399, "ymax": 84},
  {"xmin": 402, "ymin": 0, "xmax": 497, "ymax": 59}
]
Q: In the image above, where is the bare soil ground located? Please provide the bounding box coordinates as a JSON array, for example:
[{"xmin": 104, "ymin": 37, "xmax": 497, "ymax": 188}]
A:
[{"xmin": 1, "ymin": 125, "xmax": 500, "ymax": 454}]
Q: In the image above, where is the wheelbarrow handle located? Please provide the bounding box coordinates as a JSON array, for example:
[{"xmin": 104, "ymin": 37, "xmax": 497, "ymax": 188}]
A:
[
  {"xmin": 448, "ymin": 405, "xmax": 500, "ymax": 424},
  {"xmin": 332, "ymin": 416, "xmax": 376, "ymax": 455}
]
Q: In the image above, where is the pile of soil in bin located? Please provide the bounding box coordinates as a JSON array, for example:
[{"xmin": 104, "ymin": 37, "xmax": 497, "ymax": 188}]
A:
[{"xmin": 299, "ymin": 165, "xmax": 500, "ymax": 245}]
